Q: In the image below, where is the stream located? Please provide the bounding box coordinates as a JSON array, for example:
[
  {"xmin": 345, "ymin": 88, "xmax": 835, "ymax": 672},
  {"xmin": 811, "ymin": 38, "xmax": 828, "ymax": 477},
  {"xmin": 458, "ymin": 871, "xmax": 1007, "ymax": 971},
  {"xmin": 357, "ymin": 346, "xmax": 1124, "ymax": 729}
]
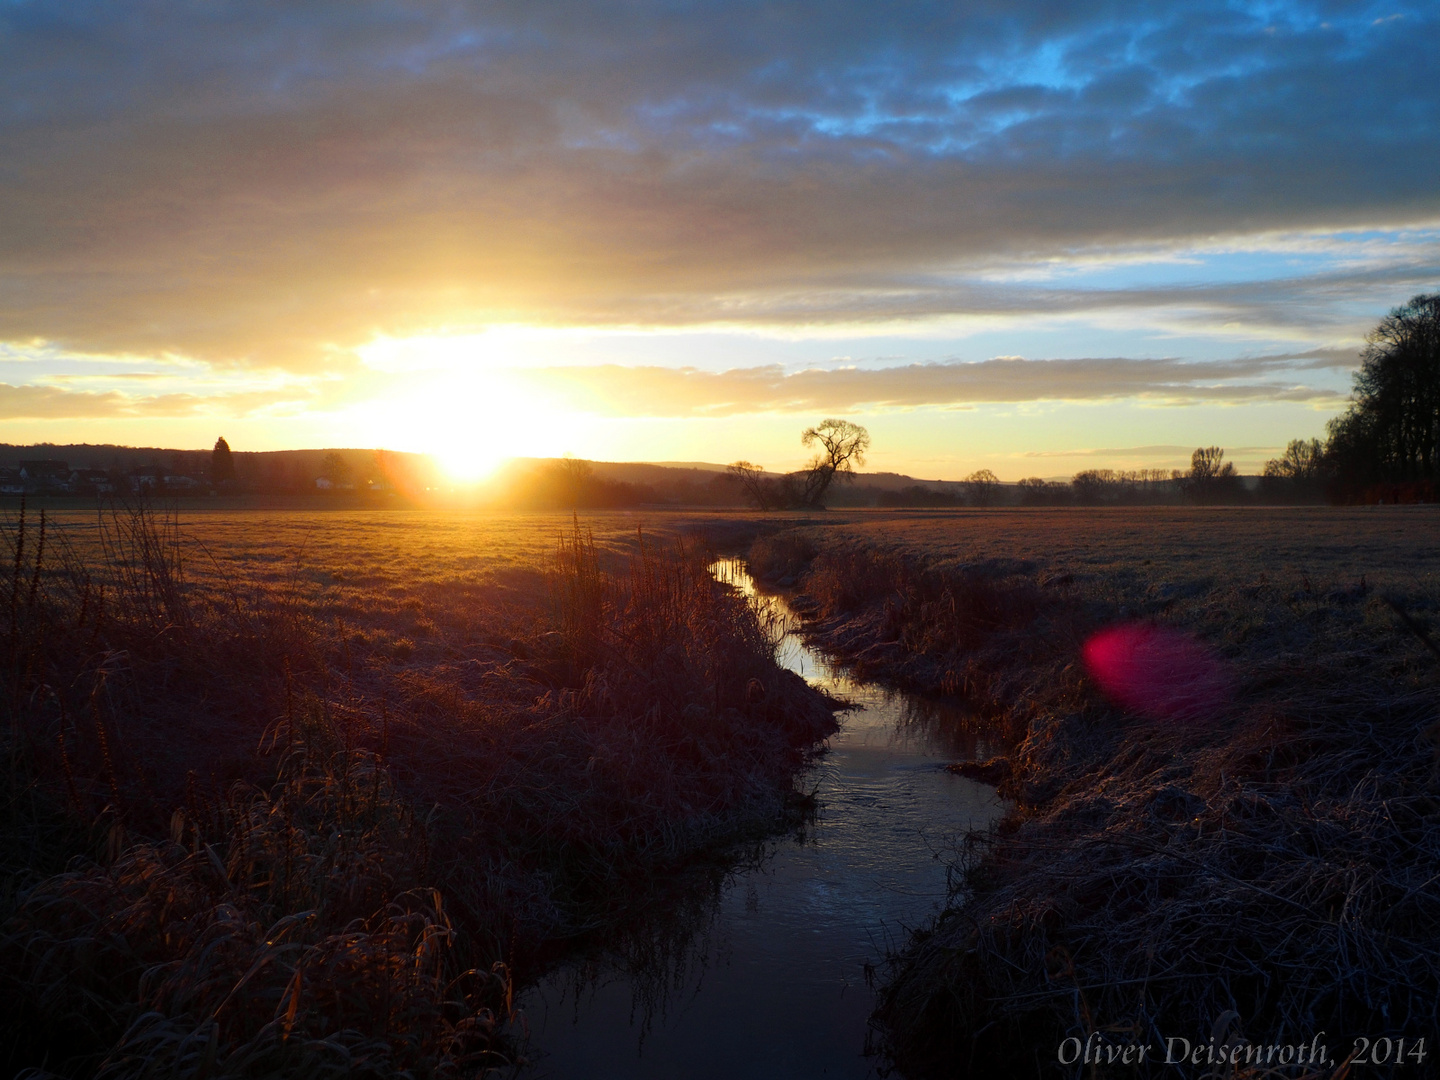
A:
[{"xmin": 518, "ymin": 559, "xmax": 1008, "ymax": 1079}]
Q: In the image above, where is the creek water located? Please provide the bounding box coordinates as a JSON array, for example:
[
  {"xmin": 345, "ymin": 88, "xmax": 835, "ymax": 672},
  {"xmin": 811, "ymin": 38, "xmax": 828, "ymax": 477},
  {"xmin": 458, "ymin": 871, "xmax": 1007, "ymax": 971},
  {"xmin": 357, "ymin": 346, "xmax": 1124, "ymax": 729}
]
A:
[{"xmin": 518, "ymin": 560, "xmax": 1007, "ymax": 1079}]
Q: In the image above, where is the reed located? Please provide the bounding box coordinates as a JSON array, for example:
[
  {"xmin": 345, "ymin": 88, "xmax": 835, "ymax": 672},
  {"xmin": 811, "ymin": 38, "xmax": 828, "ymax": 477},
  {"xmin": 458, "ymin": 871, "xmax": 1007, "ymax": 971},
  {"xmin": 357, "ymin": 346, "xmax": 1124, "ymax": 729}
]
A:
[
  {"xmin": 1, "ymin": 503, "xmax": 834, "ymax": 1077},
  {"xmin": 747, "ymin": 525, "xmax": 1440, "ymax": 1078}
]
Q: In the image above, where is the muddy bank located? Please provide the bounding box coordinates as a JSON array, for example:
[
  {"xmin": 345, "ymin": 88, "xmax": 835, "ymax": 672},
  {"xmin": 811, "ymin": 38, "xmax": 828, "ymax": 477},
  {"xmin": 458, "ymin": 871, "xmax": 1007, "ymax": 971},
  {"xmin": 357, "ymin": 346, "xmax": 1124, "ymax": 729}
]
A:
[{"xmin": 745, "ymin": 527, "xmax": 1440, "ymax": 1078}]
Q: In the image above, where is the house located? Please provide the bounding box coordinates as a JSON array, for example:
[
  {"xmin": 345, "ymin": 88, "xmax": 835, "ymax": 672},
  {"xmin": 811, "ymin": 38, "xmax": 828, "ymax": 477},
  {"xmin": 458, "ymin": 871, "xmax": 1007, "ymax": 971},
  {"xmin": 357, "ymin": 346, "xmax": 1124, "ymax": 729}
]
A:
[
  {"xmin": 0, "ymin": 468, "xmax": 23, "ymax": 495},
  {"xmin": 162, "ymin": 474, "xmax": 204, "ymax": 492},
  {"xmin": 70, "ymin": 469, "xmax": 117, "ymax": 495},
  {"xmin": 19, "ymin": 459, "xmax": 71, "ymax": 493},
  {"xmin": 130, "ymin": 468, "xmax": 162, "ymax": 492}
]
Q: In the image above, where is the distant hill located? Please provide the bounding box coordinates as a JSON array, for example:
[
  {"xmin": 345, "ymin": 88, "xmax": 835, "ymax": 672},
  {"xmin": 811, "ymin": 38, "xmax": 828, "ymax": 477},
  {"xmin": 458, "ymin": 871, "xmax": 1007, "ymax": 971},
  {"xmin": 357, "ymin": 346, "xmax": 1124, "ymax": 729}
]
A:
[
  {"xmin": 0, "ymin": 443, "xmax": 209, "ymax": 472},
  {"xmin": 4, "ymin": 444, "xmax": 1242, "ymax": 506},
  {"xmin": 0, "ymin": 443, "xmax": 995, "ymax": 504},
  {"xmin": 635, "ymin": 461, "xmax": 732, "ymax": 473},
  {"xmin": 0, "ymin": 444, "xmax": 438, "ymax": 495}
]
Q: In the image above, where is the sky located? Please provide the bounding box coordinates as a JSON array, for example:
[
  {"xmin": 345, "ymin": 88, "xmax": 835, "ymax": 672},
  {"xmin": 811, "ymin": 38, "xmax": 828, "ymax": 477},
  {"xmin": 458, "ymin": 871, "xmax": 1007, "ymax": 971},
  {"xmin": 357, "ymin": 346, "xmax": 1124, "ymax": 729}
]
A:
[{"xmin": 2, "ymin": 0, "xmax": 1438, "ymax": 480}]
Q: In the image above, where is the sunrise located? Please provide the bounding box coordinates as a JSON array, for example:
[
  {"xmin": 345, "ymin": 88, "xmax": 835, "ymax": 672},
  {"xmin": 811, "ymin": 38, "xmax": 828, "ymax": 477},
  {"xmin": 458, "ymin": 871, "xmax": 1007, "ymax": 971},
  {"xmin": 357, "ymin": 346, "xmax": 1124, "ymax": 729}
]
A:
[
  {"xmin": 4, "ymin": 2, "xmax": 1437, "ymax": 475},
  {"xmin": 3, "ymin": 3, "xmax": 1438, "ymax": 1077}
]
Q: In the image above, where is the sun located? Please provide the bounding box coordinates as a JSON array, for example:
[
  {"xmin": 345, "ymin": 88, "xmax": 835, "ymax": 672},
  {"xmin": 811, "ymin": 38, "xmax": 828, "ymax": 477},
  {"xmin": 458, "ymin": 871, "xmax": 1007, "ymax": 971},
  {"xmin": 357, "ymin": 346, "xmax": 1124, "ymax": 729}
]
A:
[
  {"xmin": 354, "ymin": 332, "xmax": 594, "ymax": 483},
  {"xmin": 391, "ymin": 367, "xmax": 567, "ymax": 485},
  {"xmin": 434, "ymin": 438, "xmax": 508, "ymax": 483}
]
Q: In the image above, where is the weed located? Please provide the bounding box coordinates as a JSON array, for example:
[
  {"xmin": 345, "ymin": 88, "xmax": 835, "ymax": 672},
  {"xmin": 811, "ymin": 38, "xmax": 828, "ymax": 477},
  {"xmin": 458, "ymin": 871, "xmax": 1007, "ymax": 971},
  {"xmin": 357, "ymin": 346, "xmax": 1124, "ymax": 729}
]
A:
[
  {"xmin": 745, "ymin": 514, "xmax": 1440, "ymax": 1078},
  {"xmin": 1, "ymin": 503, "xmax": 834, "ymax": 1077}
]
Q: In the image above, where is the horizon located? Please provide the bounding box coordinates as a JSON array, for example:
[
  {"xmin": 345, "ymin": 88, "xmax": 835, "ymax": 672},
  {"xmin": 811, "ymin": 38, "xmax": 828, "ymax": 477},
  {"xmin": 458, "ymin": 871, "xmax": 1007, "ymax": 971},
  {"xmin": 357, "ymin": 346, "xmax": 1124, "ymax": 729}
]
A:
[
  {"xmin": 0, "ymin": 440, "xmax": 1270, "ymax": 489},
  {"xmin": 3, "ymin": 3, "xmax": 1438, "ymax": 478}
]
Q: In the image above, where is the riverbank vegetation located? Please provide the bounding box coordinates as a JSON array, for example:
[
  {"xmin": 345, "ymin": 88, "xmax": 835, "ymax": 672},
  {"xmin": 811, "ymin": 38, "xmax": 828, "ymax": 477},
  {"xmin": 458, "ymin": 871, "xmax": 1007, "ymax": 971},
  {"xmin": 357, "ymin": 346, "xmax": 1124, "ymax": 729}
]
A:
[
  {"xmin": 0, "ymin": 504, "xmax": 834, "ymax": 1078},
  {"xmin": 745, "ymin": 509, "xmax": 1440, "ymax": 1077}
]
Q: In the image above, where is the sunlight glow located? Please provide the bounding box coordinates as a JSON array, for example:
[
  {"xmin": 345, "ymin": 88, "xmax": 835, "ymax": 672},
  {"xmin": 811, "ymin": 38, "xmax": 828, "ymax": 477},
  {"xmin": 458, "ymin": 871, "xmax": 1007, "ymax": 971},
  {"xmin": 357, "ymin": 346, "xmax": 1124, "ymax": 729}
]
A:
[
  {"xmin": 357, "ymin": 324, "xmax": 617, "ymax": 374},
  {"xmin": 421, "ymin": 371, "xmax": 557, "ymax": 483},
  {"xmin": 354, "ymin": 339, "xmax": 592, "ymax": 482}
]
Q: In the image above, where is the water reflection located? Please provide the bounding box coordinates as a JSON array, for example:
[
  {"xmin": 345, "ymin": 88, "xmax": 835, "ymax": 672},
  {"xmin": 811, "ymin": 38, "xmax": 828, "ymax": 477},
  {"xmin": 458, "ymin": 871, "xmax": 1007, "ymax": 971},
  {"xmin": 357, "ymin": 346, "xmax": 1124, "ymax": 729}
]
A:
[{"xmin": 519, "ymin": 560, "xmax": 1007, "ymax": 1079}]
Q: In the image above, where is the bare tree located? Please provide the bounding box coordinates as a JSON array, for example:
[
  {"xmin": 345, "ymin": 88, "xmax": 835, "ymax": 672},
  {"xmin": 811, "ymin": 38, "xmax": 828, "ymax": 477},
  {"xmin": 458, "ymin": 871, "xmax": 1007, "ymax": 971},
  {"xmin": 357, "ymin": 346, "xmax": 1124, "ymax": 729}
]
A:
[
  {"xmin": 798, "ymin": 419, "xmax": 870, "ymax": 507},
  {"xmin": 1072, "ymin": 468, "xmax": 1116, "ymax": 505},
  {"xmin": 1184, "ymin": 446, "xmax": 1238, "ymax": 503},
  {"xmin": 1258, "ymin": 438, "xmax": 1326, "ymax": 502},
  {"xmin": 1189, "ymin": 446, "xmax": 1231, "ymax": 481},
  {"xmin": 1263, "ymin": 438, "xmax": 1324, "ymax": 481},
  {"xmin": 963, "ymin": 468, "xmax": 1001, "ymax": 506},
  {"xmin": 727, "ymin": 460, "xmax": 784, "ymax": 510},
  {"xmin": 1019, "ymin": 475, "xmax": 1065, "ymax": 506},
  {"xmin": 320, "ymin": 452, "xmax": 353, "ymax": 487},
  {"xmin": 547, "ymin": 456, "xmax": 594, "ymax": 508}
]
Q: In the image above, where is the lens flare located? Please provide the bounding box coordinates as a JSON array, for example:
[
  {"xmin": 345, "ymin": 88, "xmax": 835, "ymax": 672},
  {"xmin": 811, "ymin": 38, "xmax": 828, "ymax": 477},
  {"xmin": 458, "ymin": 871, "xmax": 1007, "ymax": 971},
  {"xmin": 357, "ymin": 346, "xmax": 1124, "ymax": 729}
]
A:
[{"xmin": 1082, "ymin": 623, "xmax": 1231, "ymax": 721}]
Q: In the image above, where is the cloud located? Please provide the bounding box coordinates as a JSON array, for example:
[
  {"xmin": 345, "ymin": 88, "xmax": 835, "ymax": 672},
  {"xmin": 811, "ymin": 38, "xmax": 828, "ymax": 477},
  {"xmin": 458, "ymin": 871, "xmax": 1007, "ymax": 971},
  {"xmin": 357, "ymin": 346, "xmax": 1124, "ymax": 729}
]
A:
[
  {"xmin": 9, "ymin": 347, "xmax": 1346, "ymax": 419},
  {"xmin": 0, "ymin": 1, "xmax": 1436, "ymax": 366},
  {"xmin": 0, "ymin": 382, "xmax": 303, "ymax": 420},
  {"xmin": 1021, "ymin": 443, "xmax": 1280, "ymax": 459},
  {"xmin": 517, "ymin": 354, "xmax": 1349, "ymax": 416}
]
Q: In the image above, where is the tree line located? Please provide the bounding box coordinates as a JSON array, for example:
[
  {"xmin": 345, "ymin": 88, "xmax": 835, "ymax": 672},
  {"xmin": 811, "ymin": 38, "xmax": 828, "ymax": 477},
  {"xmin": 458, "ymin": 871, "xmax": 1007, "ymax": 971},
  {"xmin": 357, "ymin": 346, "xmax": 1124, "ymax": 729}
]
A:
[
  {"xmin": 766, "ymin": 293, "xmax": 1440, "ymax": 509},
  {"xmin": 1266, "ymin": 293, "xmax": 1439, "ymax": 504},
  {"xmin": 728, "ymin": 428, "xmax": 1255, "ymax": 509}
]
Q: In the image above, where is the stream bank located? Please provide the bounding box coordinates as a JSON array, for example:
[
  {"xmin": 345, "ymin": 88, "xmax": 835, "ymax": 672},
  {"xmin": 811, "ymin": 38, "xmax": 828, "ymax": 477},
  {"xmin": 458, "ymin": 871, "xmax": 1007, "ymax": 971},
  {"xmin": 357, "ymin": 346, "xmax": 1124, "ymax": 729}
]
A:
[
  {"xmin": 747, "ymin": 524, "xmax": 1440, "ymax": 1079},
  {"xmin": 518, "ymin": 560, "xmax": 1007, "ymax": 1079}
]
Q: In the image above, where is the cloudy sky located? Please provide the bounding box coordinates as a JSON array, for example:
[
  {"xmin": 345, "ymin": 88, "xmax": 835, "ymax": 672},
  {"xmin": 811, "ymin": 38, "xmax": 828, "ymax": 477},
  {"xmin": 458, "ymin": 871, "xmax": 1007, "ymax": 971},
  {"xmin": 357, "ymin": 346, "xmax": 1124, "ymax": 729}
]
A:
[{"xmin": 2, "ymin": 0, "xmax": 1437, "ymax": 478}]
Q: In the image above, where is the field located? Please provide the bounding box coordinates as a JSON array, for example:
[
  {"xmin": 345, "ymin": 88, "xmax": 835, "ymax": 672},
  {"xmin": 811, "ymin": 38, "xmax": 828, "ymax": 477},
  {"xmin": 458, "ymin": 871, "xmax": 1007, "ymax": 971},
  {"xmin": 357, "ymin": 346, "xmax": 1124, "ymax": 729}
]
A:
[
  {"xmin": 786, "ymin": 504, "xmax": 1438, "ymax": 587},
  {"xmin": 4, "ymin": 502, "xmax": 1438, "ymax": 1078},
  {"xmin": 741, "ymin": 506, "xmax": 1440, "ymax": 1077},
  {"xmin": 0, "ymin": 504, "xmax": 835, "ymax": 1079}
]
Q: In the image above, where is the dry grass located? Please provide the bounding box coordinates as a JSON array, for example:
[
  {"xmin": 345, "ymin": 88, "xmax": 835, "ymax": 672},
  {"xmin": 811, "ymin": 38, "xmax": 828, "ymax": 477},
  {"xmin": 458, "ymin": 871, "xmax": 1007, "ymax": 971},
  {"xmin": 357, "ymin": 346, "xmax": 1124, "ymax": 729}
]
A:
[
  {"xmin": 1, "ymin": 503, "xmax": 834, "ymax": 1078},
  {"xmin": 743, "ymin": 509, "xmax": 1440, "ymax": 1078},
  {"xmin": 5, "ymin": 744, "xmax": 507, "ymax": 1079}
]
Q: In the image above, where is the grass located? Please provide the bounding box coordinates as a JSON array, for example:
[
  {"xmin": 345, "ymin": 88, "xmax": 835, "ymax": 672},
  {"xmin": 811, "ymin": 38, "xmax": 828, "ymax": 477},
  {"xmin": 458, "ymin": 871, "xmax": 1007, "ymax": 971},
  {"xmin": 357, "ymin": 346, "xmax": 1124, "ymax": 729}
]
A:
[
  {"xmin": 13, "ymin": 500, "xmax": 1434, "ymax": 1077},
  {"xmin": 1, "ymin": 503, "xmax": 834, "ymax": 1078},
  {"xmin": 742, "ymin": 507, "xmax": 1440, "ymax": 1077}
]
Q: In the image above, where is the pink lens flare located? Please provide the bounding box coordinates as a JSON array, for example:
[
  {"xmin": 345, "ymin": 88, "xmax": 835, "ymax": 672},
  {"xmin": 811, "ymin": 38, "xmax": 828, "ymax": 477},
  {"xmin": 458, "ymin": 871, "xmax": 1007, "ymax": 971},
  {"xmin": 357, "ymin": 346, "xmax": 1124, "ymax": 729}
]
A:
[{"xmin": 1082, "ymin": 623, "xmax": 1232, "ymax": 721}]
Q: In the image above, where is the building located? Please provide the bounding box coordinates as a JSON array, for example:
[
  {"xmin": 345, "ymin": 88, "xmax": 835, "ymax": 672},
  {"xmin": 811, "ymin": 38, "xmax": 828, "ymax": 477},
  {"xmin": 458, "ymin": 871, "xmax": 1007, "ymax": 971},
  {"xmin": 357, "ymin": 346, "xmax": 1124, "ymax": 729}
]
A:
[
  {"xmin": 70, "ymin": 469, "xmax": 117, "ymax": 495},
  {"xmin": 129, "ymin": 468, "xmax": 162, "ymax": 492},
  {"xmin": 18, "ymin": 460, "xmax": 71, "ymax": 493}
]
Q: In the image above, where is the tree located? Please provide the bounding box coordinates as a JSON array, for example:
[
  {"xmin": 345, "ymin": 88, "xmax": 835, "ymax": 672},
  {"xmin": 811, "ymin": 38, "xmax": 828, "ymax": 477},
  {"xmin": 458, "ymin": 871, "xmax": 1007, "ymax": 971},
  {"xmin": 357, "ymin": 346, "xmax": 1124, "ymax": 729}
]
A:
[
  {"xmin": 1017, "ymin": 477, "xmax": 1062, "ymax": 505},
  {"xmin": 1016, "ymin": 477, "xmax": 1045, "ymax": 504},
  {"xmin": 546, "ymin": 456, "xmax": 594, "ymax": 507},
  {"xmin": 211, "ymin": 436, "xmax": 236, "ymax": 484},
  {"xmin": 1263, "ymin": 438, "xmax": 1324, "ymax": 481},
  {"xmin": 320, "ymin": 452, "xmax": 353, "ymax": 487},
  {"xmin": 1183, "ymin": 446, "xmax": 1238, "ymax": 503},
  {"xmin": 1072, "ymin": 469, "xmax": 1116, "ymax": 505},
  {"xmin": 798, "ymin": 419, "xmax": 870, "ymax": 507},
  {"xmin": 1260, "ymin": 438, "xmax": 1326, "ymax": 503},
  {"xmin": 727, "ymin": 460, "xmax": 785, "ymax": 510},
  {"xmin": 1325, "ymin": 293, "xmax": 1440, "ymax": 493},
  {"xmin": 963, "ymin": 469, "xmax": 1001, "ymax": 506},
  {"xmin": 1188, "ymin": 446, "xmax": 1231, "ymax": 481}
]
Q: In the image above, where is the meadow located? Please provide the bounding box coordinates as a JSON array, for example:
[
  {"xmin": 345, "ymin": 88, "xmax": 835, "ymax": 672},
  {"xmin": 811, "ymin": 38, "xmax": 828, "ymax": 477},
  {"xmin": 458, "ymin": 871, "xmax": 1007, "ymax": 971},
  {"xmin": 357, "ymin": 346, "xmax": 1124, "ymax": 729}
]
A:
[
  {"xmin": 0, "ymin": 504, "xmax": 834, "ymax": 1078},
  {"xmin": 743, "ymin": 506, "xmax": 1440, "ymax": 1076},
  {"xmin": 4, "ymin": 502, "xmax": 1437, "ymax": 1078}
]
